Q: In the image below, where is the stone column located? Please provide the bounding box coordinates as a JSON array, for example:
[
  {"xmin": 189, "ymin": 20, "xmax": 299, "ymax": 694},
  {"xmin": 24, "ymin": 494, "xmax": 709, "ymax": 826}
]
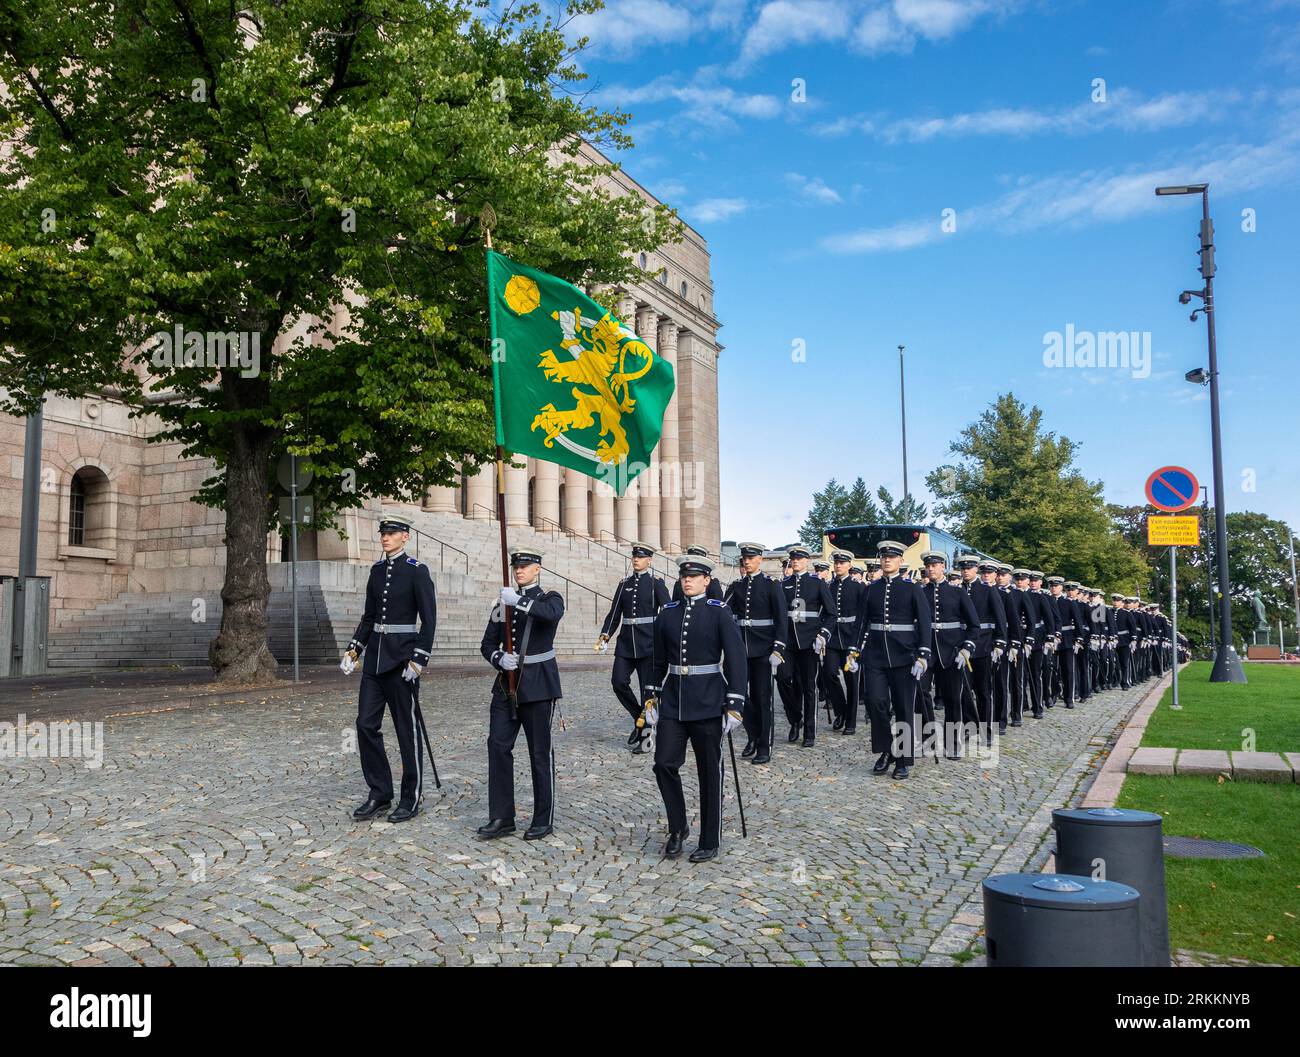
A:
[
  {"xmin": 635, "ymin": 304, "xmax": 661, "ymax": 549},
  {"xmin": 614, "ymin": 294, "xmax": 641, "ymax": 542},
  {"xmin": 591, "ymin": 479, "xmax": 615, "ymax": 542},
  {"xmin": 657, "ymin": 317, "xmax": 681, "ymax": 553},
  {"xmin": 533, "ymin": 459, "xmax": 560, "ymax": 531},
  {"xmin": 423, "ymin": 485, "xmax": 457, "ymax": 513},
  {"xmin": 563, "ymin": 468, "xmax": 589, "ymax": 537},
  {"xmin": 465, "ymin": 464, "xmax": 494, "ymax": 519},
  {"xmin": 504, "ymin": 458, "xmax": 529, "ymax": 526}
]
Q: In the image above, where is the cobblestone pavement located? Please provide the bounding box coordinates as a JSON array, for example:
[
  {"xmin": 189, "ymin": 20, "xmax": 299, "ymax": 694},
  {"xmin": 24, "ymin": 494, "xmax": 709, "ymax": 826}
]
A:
[{"xmin": 1, "ymin": 669, "xmax": 1152, "ymax": 966}]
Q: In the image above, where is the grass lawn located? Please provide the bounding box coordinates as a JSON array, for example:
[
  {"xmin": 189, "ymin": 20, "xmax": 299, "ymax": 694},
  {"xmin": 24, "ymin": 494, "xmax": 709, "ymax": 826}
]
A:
[
  {"xmin": 1140, "ymin": 661, "xmax": 1300, "ymax": 752},
  {"xmin": 1118, "ymin": 773, "xmax": 1299, "ymax": 965}
]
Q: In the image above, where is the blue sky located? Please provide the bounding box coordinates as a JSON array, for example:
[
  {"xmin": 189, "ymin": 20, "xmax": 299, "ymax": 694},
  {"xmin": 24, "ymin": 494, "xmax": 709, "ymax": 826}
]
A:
[{"xmin": 565, "ymin": 0, "xmax": 1300, "ymax": 547}]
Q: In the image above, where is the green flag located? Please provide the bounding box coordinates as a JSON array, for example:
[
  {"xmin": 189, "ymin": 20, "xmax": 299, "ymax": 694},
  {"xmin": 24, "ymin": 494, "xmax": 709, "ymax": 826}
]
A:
[{"xmin": 486, "ymin": 249, "xmax": 675, "ymax": 497}]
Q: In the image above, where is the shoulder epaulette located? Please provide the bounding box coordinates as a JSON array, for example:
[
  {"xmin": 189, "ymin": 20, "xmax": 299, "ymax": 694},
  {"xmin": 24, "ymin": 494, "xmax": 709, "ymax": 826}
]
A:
[
  {"xmin": 707, "ymin": 598, "xmax": 724, "ymax": 607},
  {"xmin": 663, "ymin": 600, "xmax": 680, "ymax": 608},
  {"xmin": 406, "ymin": 556, "xmax": 421, "ymax": 566}
]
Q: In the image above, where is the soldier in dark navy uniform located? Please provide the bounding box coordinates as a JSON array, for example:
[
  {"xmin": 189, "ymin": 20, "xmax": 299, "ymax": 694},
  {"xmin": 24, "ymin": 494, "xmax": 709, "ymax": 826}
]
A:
[
  {"xmin": 643, "ymin": 555, "xmax": 748, "ymax": 863},
  {"xmin": 722, "ymin": 542, "xmax": 787, "ymax": 765},
  {"xmin": 477, "ymin": 548, "xmax": 566, "ymax": 841},
  {"xmin": 672, "ymin": 545, "xmax": 725, "ymax": 602},
  {"xmin": 845, "ymin": 540, "xmax": 932, "ymax": 780},
  {"xmin": 995, "ymin": 564, "xmax": 1027, "ymax": 729},
  {"xmin": 824, "ymin": 550, "xmax": 865, "ymax": 734},
  {"xmin": 776, "ymin": 545, "xmax": 837, "ymax": 747},
  {"xmin": 1013, "ymin": 570, "xmax": 1045, "ymax": 719},
  {"xmin": 1066, "ymin": 582, "xmax": 1092, "ymax": 698},
  {"xmin": 1029, "ymin": 571, "xmax": 1059, "ymax": 708},
  {"xmin": 597, "ymin": 541, "xmax": 671, "ymax": 753},
  {"xmin": 957, "ymin": 554, "xmax": 1007, "ymax": 744},
  {"xmin": 342, "ymin": 515, "xmax": 438, "ymax": 823},
  {"xmin": 1048, "ymin": 576, "xmax": 1083, "ymax": 708},
  {"xmin": 920, "ymin": 552, "xmax": 980, "ymax": 758}
]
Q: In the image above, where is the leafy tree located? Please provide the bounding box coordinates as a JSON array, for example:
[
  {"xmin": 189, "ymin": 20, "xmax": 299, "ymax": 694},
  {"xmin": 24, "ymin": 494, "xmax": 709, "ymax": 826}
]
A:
[
  {"xmin": 876, "ymin": 486, "xmax": 927, "ymax": 524},
  {"xmin": 926, "ymin": 393, "xmax": 1145, "ymax": 591},
  {"xmin": 798, "ymin": 478, "xmax": 848, "ymax": 549},
  {"xmin": 0, "ymin": 0, "xmax": 677, "ymax": 683},
  {"xmin": 842, "ymin": 477, "xmax": 881, "ymax": 525}
]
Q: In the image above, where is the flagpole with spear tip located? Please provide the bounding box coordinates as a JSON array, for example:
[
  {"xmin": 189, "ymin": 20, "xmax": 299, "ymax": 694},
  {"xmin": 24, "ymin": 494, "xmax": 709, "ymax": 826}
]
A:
[{"xmin": 482, "ymin": 204, "xmax": 519, "ymax": 712}]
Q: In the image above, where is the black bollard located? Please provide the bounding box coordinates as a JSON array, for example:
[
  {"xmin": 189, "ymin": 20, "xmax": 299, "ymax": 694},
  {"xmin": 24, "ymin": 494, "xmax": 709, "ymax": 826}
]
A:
[
  {"xmin": 982, "ymin": 873, "xmax": 1141, "ymax": 967},
  {"xmin": 1053, "ymin": 807, "xmax": 1171, "ymax": 967}
]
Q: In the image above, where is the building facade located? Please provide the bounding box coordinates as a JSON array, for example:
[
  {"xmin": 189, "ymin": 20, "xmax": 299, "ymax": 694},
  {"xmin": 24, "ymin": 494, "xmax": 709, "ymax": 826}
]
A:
[{"xmin": 0, "ymin": 146, "xmax": 723, "ymax": 625}]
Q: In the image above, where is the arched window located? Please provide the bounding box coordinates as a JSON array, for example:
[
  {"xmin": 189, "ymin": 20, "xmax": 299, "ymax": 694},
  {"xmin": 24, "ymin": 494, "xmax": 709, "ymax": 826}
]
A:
[
  {"xmin": 66, "ymin": 466, "xmax": 112, "ymax": 550},
  {"xmin": 658, "ymin": 268, "xmax": 668, "ymax": 285},
  {"xmin": 680, "ymin": 281, "xmax": 688, "ymax": 298},
  {"xmin": 69, "ymin": 473, "xmax": 86, "ymax": 546},
  {"xmin": 638, "ymin": 252, "xmax": 648, "ymax": 270}
]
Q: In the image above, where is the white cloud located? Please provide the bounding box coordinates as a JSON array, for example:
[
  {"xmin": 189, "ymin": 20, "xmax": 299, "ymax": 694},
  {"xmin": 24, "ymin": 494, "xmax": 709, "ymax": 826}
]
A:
[
  {"xmin": 600, "ymin": 74, "xmax": 783, "ymax": 130},
  {"xmin": 691, "ymin": 197, "xmax": 751, "ymax": 222},
  {"xmin": 568, "ymin": 0, "xmax": 694, "ymax": 57},
  {"xmin": 785, "ymin": 172, "xmax": 843, "ymax": 203},
  {"xmin": 822, "ymin": 125, "xmax": 1300, "ymax": 253},
  {"xmin": 738, "ymin": 0, "xmax": 852, "ymax": 66}
]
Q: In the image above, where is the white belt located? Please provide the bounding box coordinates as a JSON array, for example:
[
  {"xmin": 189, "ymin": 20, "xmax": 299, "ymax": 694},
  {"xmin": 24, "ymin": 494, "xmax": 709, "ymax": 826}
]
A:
[
  {"xmin": 837, "ymin": 615, "xmax": 857, "ymax": 623},
  {"xmin": 1034, "ymin": 621, "xmax": 1045, "ymax": 628},
  {"xmin": 869, "ymin": 623, "xmax": 914, "ymax": 632},
  {"xmin": 667, "ymin": 663, "xmax": 721, "ymax": 675},
  {"xmin": 522, "ymin": 650, "xmax": 556, "ymax": 664},
  {"xmin": 374, "ymin": 623, "xmax": 418, "ymax": 633},
  {"xmin": 979, "ymin": 622, "xmax": 997, "ymax": 629},
  {"xmin": 739, "ymin": 618, "xmax": 774, "ymax": 627},
  {"xmin": 790, "ymin": 610, "xmax": 822, "ymax": 621},
  {"xmin": 933, "ymin": 621, "xmax": 964, "ymax": 630},
  {"xmin": 623, "ymin": 616, "xmax": 654, "ymax": 625}
]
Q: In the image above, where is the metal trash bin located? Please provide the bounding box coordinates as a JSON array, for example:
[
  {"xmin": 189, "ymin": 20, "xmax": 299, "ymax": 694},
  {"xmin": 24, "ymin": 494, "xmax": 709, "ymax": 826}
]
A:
[
  {"xmin": 1053, "ymin": 807, "xmax": 1170, "ymax": 967},
  {"xmin": 982, "ymin": 873, "xmax": 1141, "ymax": 966}
]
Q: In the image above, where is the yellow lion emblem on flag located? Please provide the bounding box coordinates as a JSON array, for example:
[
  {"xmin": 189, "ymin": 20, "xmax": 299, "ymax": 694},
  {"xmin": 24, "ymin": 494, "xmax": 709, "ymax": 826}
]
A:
[{"xmin": 530, "ymin": 307, "xmax": 654, "ymax": 464}]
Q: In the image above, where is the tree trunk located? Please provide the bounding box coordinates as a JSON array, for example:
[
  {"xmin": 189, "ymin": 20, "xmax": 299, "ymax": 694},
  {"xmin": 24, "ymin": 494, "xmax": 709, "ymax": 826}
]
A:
[{"xmin": 209, "ymin": 427, "xmax": 279, "ymax": 685}]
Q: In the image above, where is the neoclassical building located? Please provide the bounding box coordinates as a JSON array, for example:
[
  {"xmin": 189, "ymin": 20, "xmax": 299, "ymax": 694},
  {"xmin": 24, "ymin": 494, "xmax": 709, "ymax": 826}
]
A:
[{"xmin": 0, "ymin": 144, "xmax": 723, "ymax": 625}]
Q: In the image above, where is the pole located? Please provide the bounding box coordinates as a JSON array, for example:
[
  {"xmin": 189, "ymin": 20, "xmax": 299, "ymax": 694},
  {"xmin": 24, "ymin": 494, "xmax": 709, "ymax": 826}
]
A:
[
  {"xmin": 496, "ymin": 446, "xmax": 518, "ymax": 708},
  {"xmin": 1201, "ymin": 485, "xmax": 1215, "ymax": 654},
  {"xmin": 18, "ymin": 404, "xmax": 43, "ymax": 578},
  {"xmin": 1170, "ymin": 547, "xmax": 1180, "ymax": 710},
  {"xmin": 1288, "ymin": 526, "xmax": 1299, "ymax": 654},
  {"xmin": 1199, "ymin": 189, "xmax": 1245, "ymax": 682},
  {"xmin": 898, "ymin": 344, "xmax": 909, "ymax": 503},
  {"xmin": 726, "ymin": 730, "xmax": 747, "ymax": 838},
  {"xmin": 290, "ymin": 455, "xmax": 300, "ymax": 683}
]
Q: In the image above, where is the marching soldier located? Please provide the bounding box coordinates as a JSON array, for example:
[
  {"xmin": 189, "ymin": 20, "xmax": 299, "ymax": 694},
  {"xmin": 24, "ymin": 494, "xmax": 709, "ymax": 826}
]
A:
[
  {"xmin": 824, "ymin": 550, "xmax": 865, "ymax": 733},
  {"xmin": 342, "ymin": 515, "xmax": 437, "ymax": 824},
  {"xmin": 478, "ymin": 548, "xmax": 565, "ymax": 841},
  {"xmin": 1066, "ymin": 582, "xmax": 1092, "ymax": 700},
  {"xmin": 1113, "ymin": 594, "xmax": 1134, "ymax": 688},
  {"xmin": 777, "ymin": 545, "xmax": 837, "ymax": 746},
  {"xmin": 866, "ymin": 558, "xmax": 882, "ymax": 582},
  {"xmin": 1047, "ymin": 576, "xmax": 1083, "ymax": 708},
  {"xmin": 1087, "ymin": 590, "xmax": 1107, "ymax": 692},
  {"xmin": 845, "ymin": 540, "xmax": 932, "ymax": 780},
  {"xmin": 995, "ymin": 564, "xmax": 1027, "ymax": 728},
  {"xmin": 597, "ymin": 542, "xmax": 671, "ymax": 753},
  {"xmin": 644, "ymin": 554, "xmax": 748, "ymax": 863},
  {"xmin": 1012, "ymin": 570, "xmax": 1045, "ymax": 720},
  {"xmin": 957, "ymin": 554, "xmax": 1007, "ymax": 743},
  {"xmin": 814, "ymin": 559, "xmax": 833, "ymax": 583},
  {"xmin": 850, "ymin": 565, "xmax": 866, "ymax": 583},
  {"xmin": 723, "ymin": 543, "xmax": 788, "ymax": 765},
  {"xmin": 1029, "ymin": 571, "xmax": 1059, "ymax": 708},
  {"xmin": 672, "ymin": 545, "xmax": 725, "ymax": 601},
  {"xmin": 921, "ymin": 552, "xmax": 980, "ymax": 757}
]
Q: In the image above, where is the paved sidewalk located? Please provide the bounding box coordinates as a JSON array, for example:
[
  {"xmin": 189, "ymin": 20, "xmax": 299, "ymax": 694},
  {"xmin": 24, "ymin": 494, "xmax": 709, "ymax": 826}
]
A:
[{"xmin": 1, "ymin": 670, "xmax": 1150, "ymax": 966}]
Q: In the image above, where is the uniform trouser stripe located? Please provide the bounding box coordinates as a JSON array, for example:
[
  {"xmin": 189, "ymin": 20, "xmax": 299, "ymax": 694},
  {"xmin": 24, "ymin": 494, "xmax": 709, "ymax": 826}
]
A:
[{"xmin": 742, "ymin": 655, "xmax": 774, "ymax": 751}]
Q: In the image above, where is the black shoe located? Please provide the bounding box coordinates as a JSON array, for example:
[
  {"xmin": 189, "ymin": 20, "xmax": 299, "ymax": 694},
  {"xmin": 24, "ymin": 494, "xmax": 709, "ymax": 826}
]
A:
[
  {"xmin": 892, "ymin": 764, "xmax": 911, "ymax": 780},
  {"xmin": 873, "ymin": 752, "xmax": 891, "ymax": 775},
  {"xmin": 688, "ymin": 846, "xmax": 719, "ymax": 863},
  {"xmin": 740, "ymin": 739, "xmax": 756, "ymax": 758},
  {"xmin": 944, "ymin": 752, "xmax": 961, "ymax": 761},
  {"xmin": 1010, "ymin": 719, "xmax": 1023, "ymax": 727},
  {"xmin": 998, "ymin": 723, "xmax": 1007, "ymax": 735},
  {"xmin": 631, "ymin": 735, "xmax": 649, "ymax": 755},
  {"xmin": 751, "ymin": 750, "xmax": 770, "ymax": 765},
  {"xmin": 1065, "ymin": 702, "xmax": 1075, "ymax": 709},
  {"xmin": 802, "ymin": 736, "xmax": 815, "ymax": 748},
  {"xmin": 787, "ymin": 724, "xmax": 801, "ymax": 743},
  {"xmin": 1032, "ymin": 710, "xmax": 1044, "ymax": 719},
  {"xmin": 627, "ymin": 726, "xmax": 642, "ymax": 746},
  {"xmin": 352, "ymin": 798, "xmax": 392, "ymax": 820},
  {"xmin": 832, "ymin": 716, "xmax": 845, "ymax": 731},
  {"xmin": 387, "ymin": 802, "xmax": 420, "ymax": 823},
  {"xmin": 523, "ymin": 823, "xmax": 553, "ymax": 841},
  {"xmin": 664, "ymin": 830, "xmax": 688, "ymax": 859},
  {"xmin": 476, "ymin": 818, "xmax": 516, "ymax": 839}
]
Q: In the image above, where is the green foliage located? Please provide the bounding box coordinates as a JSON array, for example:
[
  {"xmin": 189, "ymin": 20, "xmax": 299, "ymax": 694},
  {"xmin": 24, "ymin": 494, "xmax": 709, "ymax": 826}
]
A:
[
  {"xmin": 798, "ymin": 478, "xmax": 848, "ymax": 548},
  {"xmin": 926, "ymin": 393, "xmax": 1146, "ymax": 591},
  {"xmin": 0, "ymin": 0, "xmax": 679, "ymax": 523},
  {"xmin": 798, "ymin": 476, "xmax": 907, "ymax": 548},
  {"xmin": 875, "ymin": 485, "xmax": 926, "ymax": 524}
]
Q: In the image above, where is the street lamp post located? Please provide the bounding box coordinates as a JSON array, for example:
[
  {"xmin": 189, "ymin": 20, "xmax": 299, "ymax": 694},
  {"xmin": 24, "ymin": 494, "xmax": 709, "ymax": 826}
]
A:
[
  {"xmin": 1156, "ymin": 182, "xmax": 1245, "ymax": 682},
  {"xmin": 1201, "ymin": 484, "xmax": 1215, "ymax": 654},
  {"xmin": 898, "ymin": 344, "xmax": 909, "ymax": 505}
]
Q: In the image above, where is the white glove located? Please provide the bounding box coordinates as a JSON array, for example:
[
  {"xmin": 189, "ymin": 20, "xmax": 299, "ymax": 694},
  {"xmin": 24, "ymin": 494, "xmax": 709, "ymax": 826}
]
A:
[
  {"xmin": 1073, "ymin": 641, "xmax": 1082, "ymax": 654},
  {"xmin": 812, "ymin": 636, "xmax": 826, "ymax": 657},
  {"xmin": 1008, "ymin": 645, "xmax": 1020, "ymax": 664},
  {"xmin": 339, "ymin": 651, "xmax": 358, "ymax": 675},
  {"xmin": 498, "ymin": 652, "xmax": 519, "ymax": 671},
  {"xmin": 500, "ymin": 586, "xmax": 522, "ymax": 607},
  {"xmin": 844, "ymin": 652, "xmax": 859, "ymax": 674},
  {"xmin": 769, "ymin": 651, "xmax": 783, "ymax": 672},
  {"xmin": 643, "ymin": 701, "xmax": 659, "ymax": 728},
  {"xmin": 722, "ymin": 710, "xmax": 743, "ymax": 735},
  {"xmin": 401, "ymin": 661, "xmax": 421, "ymax": 682},
  {"xmin": 910, "ymin": 658, "xmax": 927, "ymax": 680},
  {"xmin": 955, "ymin": 647, "xmax": 971, "ymax": 670},
  {"xmin": 596, "ymin": 637, "xmax": 610, "ymax": 655},
  {"xmin": 1045, "ymin": 639, "xmax": 1056, "ymax": 655},
  {"xmin": 1023, "ymin": 639, "xmax": 1033, "ymax": 656},
  {"xmin": 991, "ymin": 646, "xmax": 1004, "ymax": 665}
]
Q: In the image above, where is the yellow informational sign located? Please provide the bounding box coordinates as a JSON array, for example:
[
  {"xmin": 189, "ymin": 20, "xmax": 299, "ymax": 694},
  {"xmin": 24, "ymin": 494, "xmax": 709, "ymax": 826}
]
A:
[{"xmin": 1147, "ymin": 515, "xmax": 1200, "ymax": 546}]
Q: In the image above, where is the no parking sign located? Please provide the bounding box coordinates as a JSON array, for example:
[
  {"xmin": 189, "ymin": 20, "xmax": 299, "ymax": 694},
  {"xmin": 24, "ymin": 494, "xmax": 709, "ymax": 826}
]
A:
[{"xmin": 1145, "ymin": 466, "xmax": 1199, "ymax": 513}]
